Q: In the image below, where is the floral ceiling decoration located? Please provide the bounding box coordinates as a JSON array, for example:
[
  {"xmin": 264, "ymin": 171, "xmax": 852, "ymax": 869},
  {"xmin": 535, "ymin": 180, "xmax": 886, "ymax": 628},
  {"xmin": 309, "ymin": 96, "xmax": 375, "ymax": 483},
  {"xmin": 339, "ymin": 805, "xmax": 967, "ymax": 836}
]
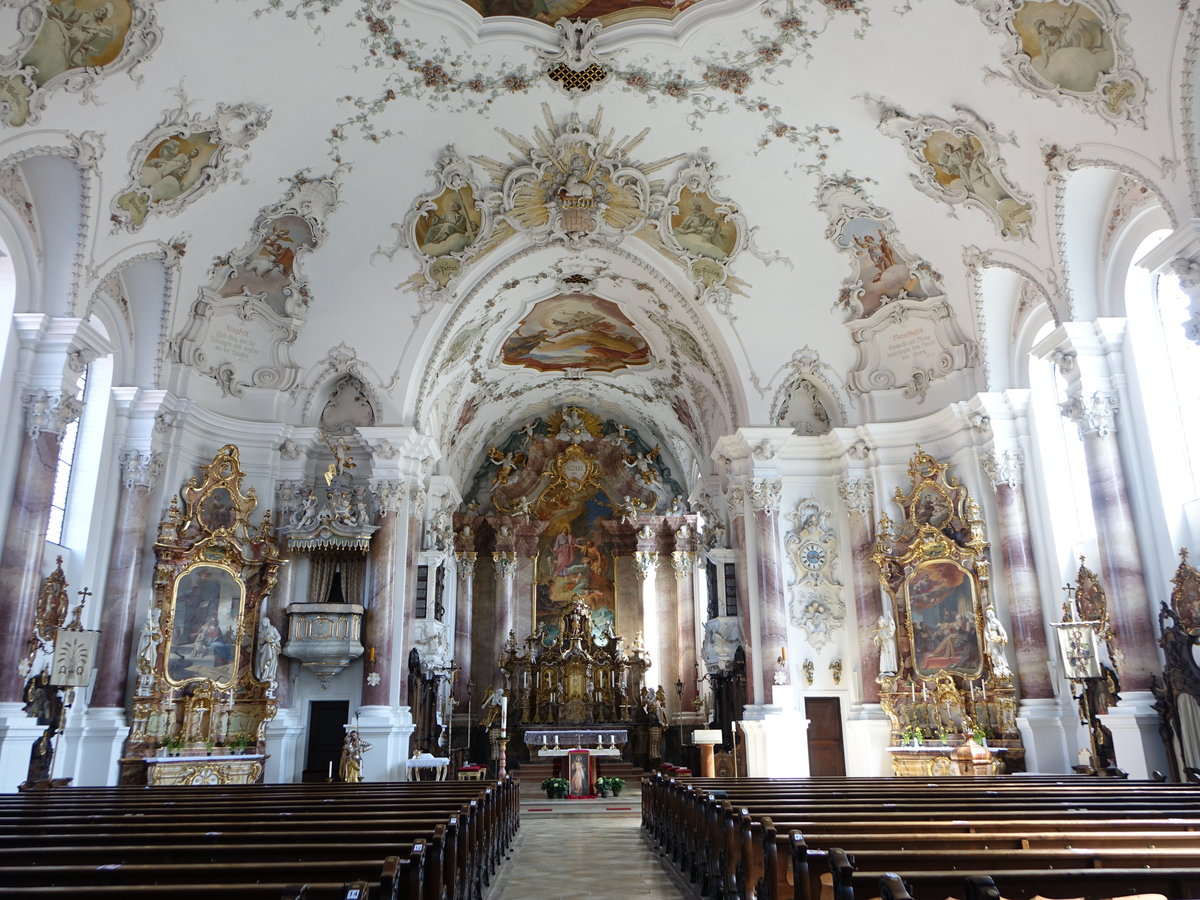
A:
[
  {"xmin": 0, "ymin": 0, "xmax": 162, "ymax": 128},
  {"xmin": 242, "ymin": 0, "xmax": 857, "ymax": 162},
  {"xmin": 785, "ymin": 495, "xmax": 844, "ymax": 651},
  {"xmin": 171, "ymin": 172, "xmax": 341, "ymax": 397},
  {"xmin": 876, "ymin": 103, "xmax": 1035, "ymax": 241},
  {"xmin": 956, "ymin": 0, "xmax": 1145, "ymax": 127},
  {"xmin": 111, "ymin": 92, "xmax": 270, "ymax": 231}
]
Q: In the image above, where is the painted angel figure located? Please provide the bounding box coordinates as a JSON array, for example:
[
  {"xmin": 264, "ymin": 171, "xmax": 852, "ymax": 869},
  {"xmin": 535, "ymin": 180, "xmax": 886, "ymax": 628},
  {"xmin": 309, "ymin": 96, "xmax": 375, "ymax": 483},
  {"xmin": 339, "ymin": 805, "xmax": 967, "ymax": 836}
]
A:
[
  {"xmin": 479, "ymin": 686, "xmax": 506, "ymax": 729},
  {"xmin": 983, "ymin": 605, "xmax": 1012, "ymax": 679},
  {"xmin": 872, "ymin": 612, "xmax": 898, "ymax": 676},
  {"xmin": 623, "ymin": 446, "xmax": 661, "ymax": 484}
]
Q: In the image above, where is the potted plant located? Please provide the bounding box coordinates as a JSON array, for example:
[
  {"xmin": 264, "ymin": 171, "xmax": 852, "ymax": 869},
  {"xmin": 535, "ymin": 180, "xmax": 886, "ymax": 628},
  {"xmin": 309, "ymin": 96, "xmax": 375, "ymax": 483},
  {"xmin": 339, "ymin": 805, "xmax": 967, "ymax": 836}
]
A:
[
  {"xmin": 228, "ymin": 732, "xmax": 251, "ymax": 755},
  {"xmin": 540, "ymin": 777, "xmax": 568, "ymax": 799},
  {"xmin": 935, "ymin": 729, "xmax": 953, "ymax": 746},
  {"xmin": 899, "ymin": 725, "xmax": 925, "ymax": 747},
  {"xmin": 595, "ymin": 777, "xmax": 611, "ymax": 798},
  {"xmin": 607, "ymin": 776, "xmax": 625, "ymax": 797},
  {"xmin": 162, "ymin": 735, "xmax": 184, "ymax": 757},
  {"xmin": 969, "ymin": 724, "xmax": 989, "ymax": 748}
]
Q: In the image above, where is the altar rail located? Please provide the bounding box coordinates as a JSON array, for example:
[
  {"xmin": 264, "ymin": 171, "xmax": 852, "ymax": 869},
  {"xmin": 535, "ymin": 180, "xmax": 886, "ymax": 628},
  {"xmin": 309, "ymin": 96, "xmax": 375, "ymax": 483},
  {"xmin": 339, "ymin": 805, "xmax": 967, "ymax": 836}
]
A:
[
  {"xmin": 644, "ymin": 774, "xmax": 1200, "ymax": 900},
  {"xmin": 0, "ymin": 778, "xmax": 518, "ymax": 899}
]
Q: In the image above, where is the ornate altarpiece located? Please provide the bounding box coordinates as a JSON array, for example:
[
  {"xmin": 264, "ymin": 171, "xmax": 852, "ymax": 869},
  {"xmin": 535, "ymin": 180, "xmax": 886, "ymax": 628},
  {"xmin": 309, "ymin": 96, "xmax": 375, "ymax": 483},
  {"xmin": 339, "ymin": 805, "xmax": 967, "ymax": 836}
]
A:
[
  {"xmin": 1152, "ymin": 550, "xmax": 1200, "ymax": 781},
  {"xmin": 873, "ymin": 449, "xmax": 1023, "ymax": 775},
  {"xmin": 120, "ymin": 446, "xmax": 282, "ymax": 785}
]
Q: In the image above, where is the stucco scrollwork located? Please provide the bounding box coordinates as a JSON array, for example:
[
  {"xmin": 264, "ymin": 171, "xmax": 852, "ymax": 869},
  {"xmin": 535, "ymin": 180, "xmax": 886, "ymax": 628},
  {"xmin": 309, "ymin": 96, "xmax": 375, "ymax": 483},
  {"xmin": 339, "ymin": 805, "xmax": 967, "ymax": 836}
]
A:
[{"xmin": 784, "ymin": 496, "xmax": 844, "ymax": 650}]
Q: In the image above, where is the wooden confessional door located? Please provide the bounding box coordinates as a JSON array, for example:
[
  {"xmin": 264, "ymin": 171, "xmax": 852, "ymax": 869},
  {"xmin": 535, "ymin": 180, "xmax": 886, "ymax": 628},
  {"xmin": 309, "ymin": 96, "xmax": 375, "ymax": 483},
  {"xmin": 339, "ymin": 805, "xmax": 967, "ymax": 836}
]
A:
[
  {"xmin": 303, "ymin": 700, "xmax": 349, "ymax": 782},
  {"xmin": 805, "ymin": 696, "xmax": 846, "ymax": 776}
]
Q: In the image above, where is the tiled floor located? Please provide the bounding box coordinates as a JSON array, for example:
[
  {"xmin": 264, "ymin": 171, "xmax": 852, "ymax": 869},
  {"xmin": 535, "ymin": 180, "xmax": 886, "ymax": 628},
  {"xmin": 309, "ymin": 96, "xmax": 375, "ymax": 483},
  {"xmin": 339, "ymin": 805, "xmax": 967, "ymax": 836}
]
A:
[{"xmin": 489, "ymin": 811, "xmax": 688, "ymax": 898}]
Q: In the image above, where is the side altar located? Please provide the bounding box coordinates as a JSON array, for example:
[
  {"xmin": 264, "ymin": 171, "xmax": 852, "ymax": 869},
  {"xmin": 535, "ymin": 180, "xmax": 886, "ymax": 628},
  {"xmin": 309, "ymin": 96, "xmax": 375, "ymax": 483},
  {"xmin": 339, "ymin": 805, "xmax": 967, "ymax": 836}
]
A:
[{"xmin": 119, "ymin": 446, "xmax": 282, "ymax": 786}]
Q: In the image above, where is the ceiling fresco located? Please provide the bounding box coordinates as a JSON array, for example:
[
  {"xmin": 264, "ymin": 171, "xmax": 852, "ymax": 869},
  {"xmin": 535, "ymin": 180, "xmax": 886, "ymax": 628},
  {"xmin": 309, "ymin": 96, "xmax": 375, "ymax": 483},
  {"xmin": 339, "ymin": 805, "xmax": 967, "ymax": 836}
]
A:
[{"xmin": 460, "ymin": 0, "xmax": 705, "ymax": 25}]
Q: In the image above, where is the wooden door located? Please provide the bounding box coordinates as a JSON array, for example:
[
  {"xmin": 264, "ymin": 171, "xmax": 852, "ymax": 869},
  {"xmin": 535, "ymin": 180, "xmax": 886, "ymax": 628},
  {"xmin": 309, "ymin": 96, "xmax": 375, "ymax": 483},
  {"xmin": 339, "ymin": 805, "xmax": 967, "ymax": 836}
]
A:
[
  {"xmin": 805, "ymin": 696, "xmax": 846, "ymax": 776},
  {"xmin": 303, "ymin": 700, "xmax": 349, "ymax": 782}
]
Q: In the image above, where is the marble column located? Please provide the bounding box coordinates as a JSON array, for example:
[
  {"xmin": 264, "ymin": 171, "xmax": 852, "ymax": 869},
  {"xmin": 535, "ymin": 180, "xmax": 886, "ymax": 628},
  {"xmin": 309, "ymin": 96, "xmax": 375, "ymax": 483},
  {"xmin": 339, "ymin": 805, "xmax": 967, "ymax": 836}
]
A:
[
  {"xmin": 0, "ymin": 391, "xmax": 81, "ymax": 703},
  {"xmin": 672, "ymin": 548, "xmax": 698, "ymax": 712},
  {"xmin": 362, "ymin": 481, "xmax": 403, "ymax": 707},
  {"xmin": 980, "ymin": 449, "xmax": 1053, "ymax": 699},
  {"xmin": 634, "ymin": 548, "xmax": 660, "ymax": 687},
  {"xmin": 1060, "ymin": 389, "xmax": 1158, "ymax": 691},
  {"xmin": 91, "ymin": 450, "xmax": 162, "ymax": 709},
  {"xmin": 492, "ymin": 551, "xmax": 517, "ymax": 662},
  {"xmin": 750, "ymin": 479, "xmax": 786, "ymax": 700},
  {"xmin": 727, "ymin": 484, "xmax": 762, "ymax": 704},
  {"xmin": 453, "ymin": 551, "xmax": 476, "ymax": 705},
  {"xmin": 838, "ymin": 476, "xmax": 881, "ymax": 703}
]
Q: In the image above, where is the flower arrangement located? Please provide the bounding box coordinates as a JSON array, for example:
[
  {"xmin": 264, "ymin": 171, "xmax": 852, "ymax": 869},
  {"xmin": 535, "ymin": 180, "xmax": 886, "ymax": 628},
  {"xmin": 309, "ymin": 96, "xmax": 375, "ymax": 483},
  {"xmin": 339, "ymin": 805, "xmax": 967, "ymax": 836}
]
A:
[
  {"xmin": 899, "ymin": 725, "xmax": 925, "ymax": 746},
  {"xmin": 540, "ymin": 777, "xmax": 569, "ymax": 799},
  {"xmin": 161, "ymin": 735, "xmax": 185, "ymax": 756},
  {"xmin": 227, "ymin": 732, "xmax": 252, "ymax": 754},
  {"xmin": 595, "ymin": 776, "xmax": 626, "ymax": 797}
]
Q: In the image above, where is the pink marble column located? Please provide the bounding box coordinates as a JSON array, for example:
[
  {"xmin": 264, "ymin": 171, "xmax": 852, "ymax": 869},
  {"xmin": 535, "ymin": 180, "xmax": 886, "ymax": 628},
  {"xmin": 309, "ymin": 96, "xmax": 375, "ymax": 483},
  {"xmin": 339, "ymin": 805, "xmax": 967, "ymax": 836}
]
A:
[
  {"xmin": 91, "ymin": 451, "xmax": 161, "ymax": 708},
  {"xmin": 0, "ymin": 392, "xmax": 80, "ymax": 703},
  {"xmin": 750, "ymin": 479, "xmax": 787, "ymax": 699},
  {"xmin": 981, "ymin": 450, "xmax": 1053, "ymax": 699},
  {"xmin": 1062, "ymin": 391, "xmax": 1159, "ymax": 691},
  {"xmin": 727, "ymin": 485, "xmax": 758, "ymax": 702},
  {"xmin": 839, "ymin": 477, "xmax": 881, "ymax": 703},
  {"xmin": 492, "ymin": 551, "xmax": 517, "ymax": 666},
  {"xmin": 672, "ymin": 548, "xmax": 698, "ymax": 712},
  {"xmin": 398, "ymin": 496, "xmax": 422, "ymax": 706},
  {"xmin": 453, "ymin": 551, "xmax": 476, "ymax": 704},
  {"xmin": 267, "ymin": 550, "xmax": 294, "ymax": 708},
  {"xmin": 362, "ymin": 488, "xmax": 401, "ymax": 707}
]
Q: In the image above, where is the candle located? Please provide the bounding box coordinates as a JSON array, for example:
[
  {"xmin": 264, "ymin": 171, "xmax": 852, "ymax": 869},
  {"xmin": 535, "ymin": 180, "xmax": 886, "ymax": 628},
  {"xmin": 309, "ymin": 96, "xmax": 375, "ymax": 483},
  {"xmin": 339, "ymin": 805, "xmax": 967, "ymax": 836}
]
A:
[
  {"xmin": 981, "ymin": 680, "xmax": 986, "ymax": 700},
  {"xmin": 910, "ymin": 681, "xmax": 916, "ymax": 702},
  {"xmin": 922, "ymin": 682, "xmax": 928, "ymax": 702},
  {"xmin": 781, "ymin": 646, "xmax": 787, "ymax": 661},
  {"xmin": 970, "ymin": 682, "xmax": 975, "ymax": 703},
  {"xmin": 328, "ymin": 760, "xmax": 333, "ymax": 779}
]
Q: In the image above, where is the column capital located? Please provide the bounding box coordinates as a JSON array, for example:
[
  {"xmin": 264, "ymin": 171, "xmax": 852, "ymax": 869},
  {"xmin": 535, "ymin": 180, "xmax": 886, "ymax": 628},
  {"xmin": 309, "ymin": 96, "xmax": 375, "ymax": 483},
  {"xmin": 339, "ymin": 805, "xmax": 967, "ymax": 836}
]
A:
[
  {"xmin": 454, "ymin": 551, "xmax": 477, "ymax": 577},
  {"xmin": 21, "ymin": 389, "xmax": 81, "ymax": 439},
  {"xmin": 370, "ymin": 479, "xmax": 407, "ymax": 514},
  {"xmin": 492, "ymin": 551, "xmax": 517, "ymax": 579},
  {"xmin": 1060, "ymin": 389, "xmax": 1120, "ymax": 438},
  {"xmin": 119, "ymin": 449, "xmax": 163, "ymax": 490},
  {"xmin": 980, "ymin": 448, "xmax": 1024, "ymax": 490},
  {"xmin": 725, "ymin": 484, "xmax": 746, "ymax": 518},
  {"xmin": 749, "ymin": 478, "xmax": 782, "ymax": 513},
  {"xmin": 633, "ymin": 550, "xmax": 659, "ymax": 580},
  {"xmin": 671, "ymin": 550, "xmax": 697, "ymax": 579},
  {"xmin": 837, "ymin": 476, "xmax": 874, "ymax": 515}
]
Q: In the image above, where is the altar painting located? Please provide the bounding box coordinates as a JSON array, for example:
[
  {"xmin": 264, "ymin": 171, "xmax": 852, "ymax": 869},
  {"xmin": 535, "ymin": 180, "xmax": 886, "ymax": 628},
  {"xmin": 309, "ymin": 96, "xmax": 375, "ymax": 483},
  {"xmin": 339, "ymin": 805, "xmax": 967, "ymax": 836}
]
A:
[
  {"xmin": 19, "ymin": 0, "xmax": 134, "ymax": 88},
  {"xmin": 906, "ymin": 560, "xmax": 982, "ymax": 678},
  {"xmin": 502, "ymin": 294, "xmax": 650, "ymax": 373},
  {"xmin": 463, "ymin": 0, "xmax": 701, "ymax": 25},
  {"xmin": 534, "ymin": 491, "xmax": 615, "ymax": 645},
  {"xmin": 166, "ymin": 564, "xmax": 244, "ymax": 687}
]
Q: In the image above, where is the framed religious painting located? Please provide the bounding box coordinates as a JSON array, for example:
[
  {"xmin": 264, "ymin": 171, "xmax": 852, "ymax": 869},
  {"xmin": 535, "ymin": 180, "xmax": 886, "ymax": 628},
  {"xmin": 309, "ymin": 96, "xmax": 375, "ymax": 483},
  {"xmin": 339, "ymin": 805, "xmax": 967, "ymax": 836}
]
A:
[
  {"xmin": 164, "ymin": 563, "xmax": 245, "ymax": 689},
  {"xmin": 905, "ymin": 559, "xmax": 983, "ymax": 680}
]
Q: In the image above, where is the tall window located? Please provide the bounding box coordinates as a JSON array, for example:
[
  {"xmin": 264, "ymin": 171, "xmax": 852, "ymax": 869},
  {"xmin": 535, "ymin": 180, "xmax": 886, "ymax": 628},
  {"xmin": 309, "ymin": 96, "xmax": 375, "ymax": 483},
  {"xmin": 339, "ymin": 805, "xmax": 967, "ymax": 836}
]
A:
[{"xmin": 45, "ymin": 368, "xmax": 87, "ymax": 545}]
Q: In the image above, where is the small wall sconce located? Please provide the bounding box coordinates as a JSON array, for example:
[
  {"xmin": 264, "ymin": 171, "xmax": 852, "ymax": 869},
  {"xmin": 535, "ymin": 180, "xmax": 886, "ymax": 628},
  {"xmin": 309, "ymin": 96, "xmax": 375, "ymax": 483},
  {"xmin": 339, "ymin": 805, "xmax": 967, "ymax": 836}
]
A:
[
  {"xmin": 829, "ymin": 658, "xmax": 842, "ymax": 685},
  {"xmin": 802, "ymin": 658, "xmax": 814, "ymax": 686}
]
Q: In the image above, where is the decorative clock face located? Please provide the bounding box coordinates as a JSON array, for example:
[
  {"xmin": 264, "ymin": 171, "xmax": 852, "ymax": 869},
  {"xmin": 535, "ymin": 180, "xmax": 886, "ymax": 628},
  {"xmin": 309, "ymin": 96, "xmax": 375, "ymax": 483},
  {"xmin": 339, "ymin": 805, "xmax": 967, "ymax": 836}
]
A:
[{"xmin": 801, "ymin": 542, "xmax": 826, "ymax": 571}]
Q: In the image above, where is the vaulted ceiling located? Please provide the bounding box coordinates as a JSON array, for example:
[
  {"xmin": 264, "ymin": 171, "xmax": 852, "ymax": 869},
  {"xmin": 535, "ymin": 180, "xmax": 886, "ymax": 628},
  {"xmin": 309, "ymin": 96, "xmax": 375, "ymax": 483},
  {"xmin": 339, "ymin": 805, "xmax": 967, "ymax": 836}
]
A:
[{"xmin": 0, "ymin": 0, "xmax": 1191, "ymax": 488}]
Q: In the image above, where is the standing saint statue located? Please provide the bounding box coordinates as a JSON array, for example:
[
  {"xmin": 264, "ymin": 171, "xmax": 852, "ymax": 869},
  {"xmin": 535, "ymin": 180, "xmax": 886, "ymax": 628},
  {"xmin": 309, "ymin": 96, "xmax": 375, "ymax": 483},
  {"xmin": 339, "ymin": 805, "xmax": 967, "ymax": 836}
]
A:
[
  {"xmin": 873, "ymin": 611, "xmax": 898, "ymax": 677},
  {"xmin": 136, "ymin": 608, "xmax": 162, "ymax": 674},
  {"xmin": 339, "ymin": 730, "xmax": 372, "ymax": 783},
  {"xmin": 983, "ymin": 605, "xmax": 1012, "ymax": 679},
  {"xmin": 256, "ymin": 614, "xmax": 283, "ymax": 694}
]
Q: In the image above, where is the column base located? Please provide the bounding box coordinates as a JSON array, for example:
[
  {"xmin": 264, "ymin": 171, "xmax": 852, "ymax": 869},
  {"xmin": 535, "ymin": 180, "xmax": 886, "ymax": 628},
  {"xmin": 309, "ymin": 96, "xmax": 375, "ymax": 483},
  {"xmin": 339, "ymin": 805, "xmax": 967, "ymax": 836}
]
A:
[
  {"xmin": 844, "ymin": 704, "xmax": 892, "ymax": 776},
  {"xmin": 1016, "ymin": 698, "xmax": 1072, "ymax": 774},
  {"xmin": 69, "ymin": 708, "xmax": 130, "ymax": 786},
  {"xmin": 1098, "ymin": 690, "xmax": 1171, "ymax": 779},
  {"xmin": 741, "ymin": 690, "xmax": 808, "ymax": 776},
  {"xmin": 353, "ymin": 705, "xmax": 415, "ymax": 782},
  {"xmin": 264, "ymin": 707, "xmax": 306, "ymax": 784},
  {"xmin": 0, "ymin": 702, "xmax": 47, "ymax": 793}
]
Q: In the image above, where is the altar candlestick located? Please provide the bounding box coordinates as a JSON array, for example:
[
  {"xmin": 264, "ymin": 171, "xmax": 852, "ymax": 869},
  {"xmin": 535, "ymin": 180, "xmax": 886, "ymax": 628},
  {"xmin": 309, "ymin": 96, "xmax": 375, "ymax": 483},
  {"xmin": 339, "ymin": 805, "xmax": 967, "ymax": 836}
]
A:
[
  {"xmin": 910, "ymin": 681, "xmax": 916, "ymax": 701},
  {"xmin": 970, "ymin": 682, "xmax": 975, "ymax": 703},
  {"xmin": 981, "ymin": 680, "xmax": 986, "ymax": 700},
  {"xmin": 781, "ymin": 646, "xmax": 787, "ymax": 661},
  {"xmin": 922, "ymin": 682, "xmax": 928, "ymax": 702}
]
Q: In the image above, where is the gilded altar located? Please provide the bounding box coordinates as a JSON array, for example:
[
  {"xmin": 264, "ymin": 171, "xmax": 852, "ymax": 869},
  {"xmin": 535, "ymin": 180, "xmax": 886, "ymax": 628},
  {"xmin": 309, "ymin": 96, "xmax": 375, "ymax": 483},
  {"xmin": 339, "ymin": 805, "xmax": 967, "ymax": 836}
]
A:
[
  {"xmin": 120, "ymin": 446, "xmax": 281, "ymax": 785},
  {"xmin": 499, "ymin": 598, "xmax": 650, "ymax": 726},
  {"xmin": 873, "ymin": 449, "xmax": 1024, "ymax": 774}
]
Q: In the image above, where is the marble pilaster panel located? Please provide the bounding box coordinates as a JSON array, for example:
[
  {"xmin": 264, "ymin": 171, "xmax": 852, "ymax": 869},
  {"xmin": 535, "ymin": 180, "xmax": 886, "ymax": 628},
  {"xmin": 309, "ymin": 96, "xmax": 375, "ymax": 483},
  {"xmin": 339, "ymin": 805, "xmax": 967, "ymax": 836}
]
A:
[
  {"xmin": 839, "ymin": 476, "xmax": 880, "ymax": 704},
  {"xmin": 91, "ymin": 450, "xmax": 161, "ymax": 709},
  {"xmin": 363, "ymin": 504, "xmax": 400, "ymax": 707},
  {"xmin": 453, "ymin": 552, "xmax": 476, "ymax": 704},
  {"xmin": 493, "ymin": 551, "xmax": 517, "ymax": 668},
  {"xmin": 673, "ymin": 550, "xmax": 698, "ymax": 711},
  {"xmin": 981, "ymin": 449, "xmax": 1053, "ymax": 699},
  {"xmin": 751, "ymin": 479, "xmax": 786, "ymax": 699}
]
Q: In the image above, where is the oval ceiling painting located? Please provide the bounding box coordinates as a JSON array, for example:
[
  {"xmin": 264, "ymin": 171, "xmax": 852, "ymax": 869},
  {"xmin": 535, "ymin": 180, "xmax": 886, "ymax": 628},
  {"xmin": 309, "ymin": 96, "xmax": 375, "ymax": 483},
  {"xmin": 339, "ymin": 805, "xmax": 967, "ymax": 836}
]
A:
[
  {"xmin": 501, "ymin": 294, "xmax": 652, "ymax": 373},
  {"xmin": 463, "ymin": 0, "xmax": 704, "ymax": 25}
]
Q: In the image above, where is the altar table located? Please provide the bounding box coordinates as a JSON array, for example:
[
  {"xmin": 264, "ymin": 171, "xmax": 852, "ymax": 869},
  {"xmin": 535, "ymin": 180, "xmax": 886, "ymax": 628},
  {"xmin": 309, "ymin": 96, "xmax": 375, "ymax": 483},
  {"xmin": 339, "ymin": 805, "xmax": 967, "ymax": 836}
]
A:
[{"xmin": 405, "ymin": 753, "xmax": 450, "ymax": 781}]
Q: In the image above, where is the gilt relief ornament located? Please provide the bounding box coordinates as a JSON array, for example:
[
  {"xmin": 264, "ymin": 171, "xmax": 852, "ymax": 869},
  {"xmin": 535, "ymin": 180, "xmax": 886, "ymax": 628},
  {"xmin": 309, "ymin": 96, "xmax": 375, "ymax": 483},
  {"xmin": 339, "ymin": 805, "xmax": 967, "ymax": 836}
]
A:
[
  {"xmin": 785, "ymin": 496, "xmax": 845, "ymax": 651},
  {"xmin": 172, "ymin": 172, "xmax": 340, "ymax": 396},
  {"xmin": 956, "ymin": 0, "xmax": 1145, "ymax": 126},
  {"xmin": 878, "ymin": 105, "xmax": 1034, "ymax": 240},
  {"xmin": 0, "ymin": 0, "xmax": 162, "ymax": 128},
  {"xmin": 111, "ymin": 96, "xmax": 270, "ymax": 231}
]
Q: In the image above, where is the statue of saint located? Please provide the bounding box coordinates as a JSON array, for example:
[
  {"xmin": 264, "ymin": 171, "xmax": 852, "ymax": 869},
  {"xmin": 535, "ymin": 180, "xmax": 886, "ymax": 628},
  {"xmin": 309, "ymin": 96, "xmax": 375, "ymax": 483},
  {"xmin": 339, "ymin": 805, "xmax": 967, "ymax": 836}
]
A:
[
  {"xmin": 873, "ymin": 612, "xmax": 898, "ymax": 676},
  {"xmin": 339, "ymin": 730, "xmax": 372, "ymax": 783},
  {"xmin": 256, "ymin": 614, "xmax": 283, "ymax": 690},
  {"xmin": 136, "ymin": 608, "xmax": 162, "ymax": 674},
  {"xmin": 983, "ymin": 605, "xmax": 1011, "ymax": 679}
]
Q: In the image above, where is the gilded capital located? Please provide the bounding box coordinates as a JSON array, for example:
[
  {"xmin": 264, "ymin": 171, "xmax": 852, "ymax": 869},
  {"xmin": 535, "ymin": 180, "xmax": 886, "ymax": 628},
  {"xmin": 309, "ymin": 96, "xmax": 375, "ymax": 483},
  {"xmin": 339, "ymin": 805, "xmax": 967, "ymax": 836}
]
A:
[
  {"xmin": 492, "ymin": 551, "xmax": 517, "ymax": 579},
  {"xmin": 455, "ymin": 551, "xmax": 477, "ymax": 577},
  {"xmin": 633, "ymin": 550, "xmax": 659, "ymax": 580},
  {"xmin": 671, "ymin": 550, "xmax": 696, "ymax": 579}
]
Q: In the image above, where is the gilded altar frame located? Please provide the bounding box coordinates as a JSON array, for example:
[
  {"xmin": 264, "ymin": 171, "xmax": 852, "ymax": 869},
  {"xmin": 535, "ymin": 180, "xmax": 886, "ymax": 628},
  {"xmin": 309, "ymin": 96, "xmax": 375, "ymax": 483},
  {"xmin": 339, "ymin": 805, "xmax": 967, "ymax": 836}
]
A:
[{"xmin": 122, "ymin": 445, "xmax": 282, "ymax": 785}]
